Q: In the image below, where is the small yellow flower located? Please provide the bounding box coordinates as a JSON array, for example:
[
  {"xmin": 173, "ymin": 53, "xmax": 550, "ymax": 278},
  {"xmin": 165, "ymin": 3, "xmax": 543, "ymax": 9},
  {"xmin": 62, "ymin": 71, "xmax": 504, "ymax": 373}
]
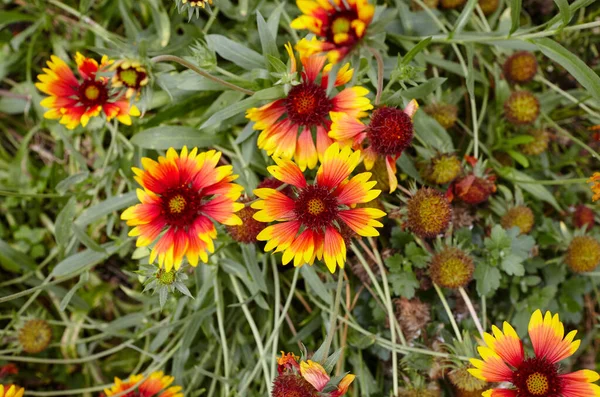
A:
[
  {"xmin": 0, "ymin": 385, "xmax": 24, "ymax": 397},
  {"xmin": 588, "ymin": 172, "xmax": 600, "ymax": 201}
]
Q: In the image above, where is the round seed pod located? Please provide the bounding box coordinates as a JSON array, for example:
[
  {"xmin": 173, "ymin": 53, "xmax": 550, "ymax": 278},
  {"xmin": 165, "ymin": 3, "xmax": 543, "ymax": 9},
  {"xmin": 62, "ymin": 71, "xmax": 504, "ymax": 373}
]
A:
[
  {"xmin": 18, "ymin": 319, "xmax": 52, "ymax": 354},
  {"xmin": 429, "ymin": 247, "xmax": 474, "ymax": 289},
  {"xmin": 503, "ymin": 51, "xmax": 538, "ymax": 83},
  {"xmin": 501, "ymin": 206, "xmax": 534, "ymax": 234},
  {"xmin": 424, "ymin": 103, "xmax": 458, "ymax": 129},
  {"xmin": 504, "ymin": 91, "xmax": 540, "ymax": 125},
  {"xmin": 478, "ymin": 0, "xmax": 499, "ymax": 15},
  {"xmin": 226, "ymin": 199, "xmax": 265, "ymax": 244},
  {"xmin": 422, "ymin": 153, "xmax": 462, "ymax": 185},
  {"xmin": 566, "ymin": 236, "xmax": 600, "ymax": 273},
  {"xmin": 521, "ymin": 129, "xmax": 550, "ymax": 156},
  {"xmin": 407, "ymin": 188, "xmax": 452, "ymax": 239}
]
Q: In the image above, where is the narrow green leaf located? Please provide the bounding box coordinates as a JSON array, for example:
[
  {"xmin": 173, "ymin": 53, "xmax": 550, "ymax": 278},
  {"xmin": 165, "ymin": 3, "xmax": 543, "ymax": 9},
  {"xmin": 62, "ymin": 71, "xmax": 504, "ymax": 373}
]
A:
[
  {"xmin": 131, "ymin": 126, "xmax": 223, "ymax": 150},
  {"xmin": 507, "ymin": 150, "xmax": 530, "ymax": 168},
  {"xmin": 0, "ymin": 239, "xmax": 37, "ymax": 273},
  {"xmin": 453, "ymin": 0, "xmax": 478, "ymax": 35},
  {"xmin": 498, "ymin": 168, "xmax": 561, "ymax": 211},
  {"xmin": 301, "ymin": 266, "xmax": 333, "ymax": 305},
  {"xmin": 553, "ymin": 0, "xmax": 571, "ymax": 26},
  {"xmin": 72, "ymin": 224, "xmax": 106, "ymax": 253},
  {"xmin": 545, "ymin": 0, "xmax": 593, "ymax": 29},
  {"xmin": 55, "ymin": 196, "xmax": 77, "ymax": 247},
  {"xmin": 509, "ymin": 0, "xmax": 522, "ymax": 34},
  {"xmin": 75, "ymin": 192, "xmax": 137, "ymax": 227},
  {"xmin": 55, "ymin": 172, "xmax": 89, "ymax": 195},
  {"xmin": 266, "ymin": 2, "xmax": 285, "ymax": 38},
  {"xmin": 400, "ymin": 37, "xmax": 432, "ymax": 66},
  {"xmin": 205, "ymin": 34, "xmax": 265, "ymax": 70},
  {"xmin": 465, "ymin": 44, "xmax": 475, "ymax": 98},
  {"xmin": 534, "ymin": 38, "xmax": 600, "ymax": 103},
  {"xmin": 257, "ymin": 11, "xmax": 279, "ymax": 70},
  {"xmin": 0, "ymin": 11, "xmax": 37, "ymax": 27},
  {"xmin": 51, "ymin": 242, "xmax": 122, "ymax": 277}
]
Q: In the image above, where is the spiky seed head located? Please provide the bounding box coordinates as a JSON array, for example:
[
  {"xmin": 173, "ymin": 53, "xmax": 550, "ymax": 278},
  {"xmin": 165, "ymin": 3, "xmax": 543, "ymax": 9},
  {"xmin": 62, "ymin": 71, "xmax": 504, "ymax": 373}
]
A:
[
  {"xmin": 521, "ymin": 129, "xmax": 550, "ymax": 155},
  {"xmin": 18, "ymin": 319, "xmax": 52, "ymax": 354},
  {"xmin": 271, "ymin": 374, "xmax": 319, "ymax": 397},
  {"xmin": 424, "ymin": 103, "xmax": 458, "ymax": 129},
  {"xmin": 503, "ymin": 51, "xmax": 538, "ymax": 83},
  {"xmin": 429, "ymin": 247, "xmax": 474, "ymax": 289},
  {"xmin": 504, "ymin": 91, "xmax": 540, "ymax": 125},
  {"xmin": 573, "ymin": 205, "xmax": 595, "ymax": 231},
  {"xmin": 423, "ymin": 153, "xmax": 462, "ymax": 185},
  {"xmin": 566, "ymin": 236, "xmax": 600, "ymax": 273},
  {"xmin": 501, "ymin": 206, "xmax": 534, "ymax": 235},
  {"xmin": 448, "ymin": 366, "xmax": 488, "ymax": 392},
  {"xmin": 226, "ymin": 199, "xmax": 265, "ymax": 244},
  {"xmin": 407, "ymin": 188, "xmax": 452, "ymax": 239}
]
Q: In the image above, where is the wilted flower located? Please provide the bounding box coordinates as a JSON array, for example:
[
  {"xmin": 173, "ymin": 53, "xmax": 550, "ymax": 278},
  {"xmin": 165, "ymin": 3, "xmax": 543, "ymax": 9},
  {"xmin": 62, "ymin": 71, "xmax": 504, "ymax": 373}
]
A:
[
  {"xmin": 429, "ymin": 247, "xmax": 474, "ymax": 289},
  {"xmin": 504, "ymin": 91, "xmax": 540, "ymax": 125},
  {"xmin": 36, "ymin": 53, "xmax": 140, "ymax": 129},
  {"xmin": 469, "ymin": 310, "xmax": 600, "ymax": 397},
  {"xmin": 566, "ymin": 235, "xmax": 600, "ymax": 273},
  {"xmin": 121, "ymin": 147, "xmax": 244, "ymax": 271},
  {"xmin": 422, "ymin": 153, "xmax": 462, "ymax": 185},
  {"xmin": 503, "ymin": 51, "xmax": 538, "ymax": 84},
  {"xmin": 521, "ymin": 129, "xmax": 550, "ymax": 155},
  {"xmin": 329, "ymin": 101, "xmax": 418, "ymax": 192},
  {"xmin": 18, "ymin": 319, "xmax": 52, "ymax": 354},
  {"xmin": 246, "ymin": 45, "xmax": 372, "ymax": 171},
  {"xmin": 291, "ymin": 0, "xmax": 375, "ymax": 63},
  {"xmin": 501, "ymin": 206, "xmax": 534, "ymax": 235},
  {"xmin": 450, "ymin": 159, "xmax": 496, "ymax": 205},
  {"xmin": 252, "ymin": 143, "xmax": 385, "ymax": 273},
  {"xmin": 573, "ymin": 205, "xmax": 595, "ymax": 230},
  {"xmin": 407, "ymin": 187, "xmax": 452, "ymax": 239},
  {"xmin": 425, "ymin": 103, "xmax": 458, "ymax": 129},
  {"xmin": 103, "ymin": 371, "xmax": 183, "ymax": 397}
]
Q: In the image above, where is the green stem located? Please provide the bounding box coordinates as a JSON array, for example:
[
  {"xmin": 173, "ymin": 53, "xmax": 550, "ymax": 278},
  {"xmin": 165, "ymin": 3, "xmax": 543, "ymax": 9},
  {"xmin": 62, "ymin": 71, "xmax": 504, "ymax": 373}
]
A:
[
  {"xmin": 433, "ymin": 283, "xmax": 463, "ymax": 342},
  {"xmin": 270, "ymin": 257, "xmax": 282, "ymax": 382},
  {"xmin": 367, "ymin": 47, "xmax": 384, "ymax": 106},
  {"xmin": 459, "ymin": 286, "xmax": 485, "ymax": 338},
  {"xmin": 213, "ymin": 276, "xmax": 231, "ymax": 396},
  {"xmin": 150, "ymin": 55, "xmax": 255, "ymax": 96},
  {"xmin": 542, "ymin": 113, "xmax": 600, "ymax": 161},
  {"xmin": 322, "ymin": 267, "xmax": 345, "ymax": 358}
]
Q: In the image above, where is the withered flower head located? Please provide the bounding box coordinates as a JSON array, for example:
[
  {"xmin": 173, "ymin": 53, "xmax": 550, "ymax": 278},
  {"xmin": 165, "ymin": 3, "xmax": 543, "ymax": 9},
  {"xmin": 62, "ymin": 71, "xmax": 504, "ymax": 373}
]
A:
[
  {"xmin": 440, "ymin": 0, "xmax": 466, "ymax": 9},
  {"xmin": 452, "ymin": 174, "xmax": 496, "ymax": 205},
  {"xmin": 566, "ymin": 235, "xmax": 600, "ymax": 273},
  {"xmin": 501, "ymin": 206, "xmax": 534, "ymax": 235},
  {"xmin": 424, "ymin": 103, "xmax": 458, "ymax": 129},
  {"xmin": 407, "ymin": 188, "xmax": 452, "ymax": 239},
  {"xmin": 394, "ymin": 297, "xmax": 431, "ymax": 341},
  {"xmin": 504, "ymin": 91, "xmax": 540, "ymax": 125},
  {"xmin": 422, "ymin": 153, "xmax": 462, "ymax": 185},
  {"xmin": 429, "ymin": 247, "xmax": 474, "ymax": 289},
  {"xmin": 503, "ymin": 51, "xmax": 538, "ymax": 84},
  {"xmin": 18, "ymin": 319, "xmax": 52, "ymax": 354},
  {"xmin": 573, "ymin": 205, "xmax": 595, "ymax": 231},
  {"xmin": 448, "ymin": 365, "xmax": 487, "ymax": 392},
  {"xmin": 521, "ymin": 129, "xmax": 550, "ymax": 155}
]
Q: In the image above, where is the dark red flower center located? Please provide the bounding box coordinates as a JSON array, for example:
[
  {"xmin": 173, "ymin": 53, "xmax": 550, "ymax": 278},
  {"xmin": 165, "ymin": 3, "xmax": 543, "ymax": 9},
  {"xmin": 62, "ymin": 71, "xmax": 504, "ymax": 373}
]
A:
[
  {"xmin": 160, "ymin": 185, "xmax": 202, "ymax": 228},
  {"xmin": 326, "ymin": 10, "xmax": 360, "ymax": 46},
  {"xmin": 512, "ymin": 357, "xmax": 561, "ymax": 397},
  {"xmin": 271, "ymin": 374, "xmax": 319, "ymax": 397},
  {"xmin": 78, "ymin": 80, "xmax": 108, "ymax": 107},
  {"xmin": 285, "ymin": 82, "xmax": 332, "ymax": 127},
  {"xmin": 367, "ymin": 107, "xmax": 414, "ymax": 156},
  {"xmin": 294, "ymin": 185, "xmax": 339, "ymax": 231}
]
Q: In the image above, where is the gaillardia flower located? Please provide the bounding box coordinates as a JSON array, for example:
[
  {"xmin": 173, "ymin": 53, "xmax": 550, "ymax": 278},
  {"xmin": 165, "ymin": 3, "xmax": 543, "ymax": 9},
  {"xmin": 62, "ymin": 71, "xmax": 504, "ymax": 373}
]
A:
[
  {"xmin": 252, "ymin": 143, "xmax": 385, "ymax": 273},
  {"xmin": 111, "ymin": 59, "xmax": 149, "ymax": 99},
  {"xmin": 329, "ymin": 100, "xmax": 418, "ymax": 192},
  {"xmin": 588, "ymin": 173, "xmax": 600, "ymax": 201},
  {"xmin": 573, "ymin": 205, "xmax": 594, "ymax": 231},
  {"xmin": 272, "ymin": 352, "xmax": 354, "ymax": 397},
  {"xmin": 103, "ymin": 371, "xmax": 182, "ymax": 397},
  {"xmin": 246, "ymin": 48, "xmax": 372, "ymax": 171},
  {"xmin": 407, "ymin": 187, "xmax": 452, "ymax": 239},
  {"xmin": 469, "ymin": 310, "xmax": 600, "ymax": 397},
  {"xmin": 291, "ymin": 0, "xmax": 375, "ymax": 63},
  {"xmin": 36, "ymin": 53, "xmax": 140, "ymax": 129},
  {"xmin": 18, "ymin": 319, "xmax": 52, "ymax": 354},
  {"xmin": 503, "ymin": 51, "xmax": 538, "ymax": 84},
  {"xmin": 501, "ymin": 206, "xmax": 534, "ymax": 235},
  {"xmin": 566, "ymin": 235, "xmax": 600, "ymax": 273},
  {"xmin": 429, "ymin": 247, "xmax": 474, "ymax": 289},
  {"xmin": 504, "ymin": 91, "xmax": 540, "ymax": 125},
  {"xmin": 0, "ymin": 385, "xmax": 24, "ymax": 397},
  {"xmin": 121, "ymin": 147, "xmax": 244, "ymax": 271}
]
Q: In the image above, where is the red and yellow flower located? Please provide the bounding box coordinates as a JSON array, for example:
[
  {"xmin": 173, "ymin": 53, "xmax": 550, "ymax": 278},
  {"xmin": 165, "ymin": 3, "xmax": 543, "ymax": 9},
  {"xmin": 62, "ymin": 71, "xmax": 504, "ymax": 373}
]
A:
[
  {"xmin": 291, "ymin": 0, "xmax": 375, "ymax": 63},
  {"xmin": 0, "ymin": 385, "xmax": 24, "ymax": 397},
  {"xmin": 588, "ymin": 173, "xmax": 600, "ymax": 201},
  {"xmin": 36, "ymin": 52, "xmax": 140, "ymax": 129},
  {"xmin": 469, "ymin": 310, "xmax": 600, "ymax": 397},
  {"xmin": 246, "ymin": 45, "xmax": 372, "ymax": 172},
  {"xmin": 329, "ymin": 100, "xmax": 419, "ymax": 192},
  {"xmin": 251, "ymin": 143, "xmax": 385, "ymax": 273},
  {"xmin": 103, "ymin": 371, "xmax": 183, "ymax": 397},
  {"xmin": 121, "ymin": 147, "xmax": 244, "ymax": 271},
  {"xmin": 272, "ymin": 352, "xmax": 354, "ymax": 397}
]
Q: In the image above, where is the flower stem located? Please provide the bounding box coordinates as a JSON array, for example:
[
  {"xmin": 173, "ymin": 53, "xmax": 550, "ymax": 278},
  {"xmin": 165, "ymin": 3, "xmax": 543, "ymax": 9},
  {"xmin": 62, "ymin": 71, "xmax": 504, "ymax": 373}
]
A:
[
  {"xmin": 459, "ymin": 286, "xmax": 485, "ymax": 338},
  {"xmin": 367, "ymin": 47, "xmax": 384, "ymax": 106},
  {"xmin": 150, "ymin": 55, "xmax": 255, "ymax": 96},
  {"xmin": 322, "ymin": 267, "xmax": 345, "ymax": 357},
  {"xmin": 213, "ymin": 276, "xmax": 231, "ymax": 396},
  {"xmin": 433, "ymin": 283, "xmax": 463, "ymax": 342}
]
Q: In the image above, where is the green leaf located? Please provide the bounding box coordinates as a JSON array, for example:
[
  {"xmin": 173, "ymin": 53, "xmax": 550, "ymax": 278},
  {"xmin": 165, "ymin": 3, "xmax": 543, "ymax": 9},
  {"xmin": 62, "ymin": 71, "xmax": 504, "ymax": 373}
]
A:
[
  {"xmin": 301, "ymin": 266, "xmax": 333, "ymax": 305},
  {"xmin": 500, "ymin": 253, "xmax": 525, "ymax": 276},
  {"xmin": 149, "ymin": 2, "xmax": 170, "ymax": 47},
  {"xmin": 544, "ymin": 0, "xmax": 593, "ymax": 28},
  {"xmin": 72, "ymin": 224, "xmax": 106, "ymax": 253},
  {"xmin": 453, "ymin": 0, "xmax": 478, "ymax": 35},
  {"xmin": 0, "ymin": 239, "xmax": 37, "ymax": 273},
  {"xmin": 400, "ymin": 37, "xmax": 432, "ymax": 66},
  {"xmin": 131, "ymin": 126, "xmax": 223, "ymax": 150},
  {"xmin": 413, "ymin": 111, "xmax": 454, "ymax": 152},
  {"xmin": 422, "ymin": 55, "xmax": 487, "ymax": 84},
  {"xmin": 59, "ymin": 272, "xmax": 89, "ymax": 311},
  {"xmin": 474, "ymin": 262, "xmax": 501, "ymax": 296},
  {"xmin": 75, "ymin": 192, "xmax": 137, "ymax": 227},
  {"xmin": 399, "ymin": 78, "xmax": 447, "ymax": 101},
  {"xmin": 55, "ymin": 171, "xmax": 89, "ymax": 195},
  {"xmin": 55, "ymin": 196, "xmax": 77, "ymax": 248},
  {"xmin": 507, "ymin": 149, "xmax": 529, "ymax": 168},
  {"xmin": 257, "ymin": 12, "xmax": 279, "ymax": 70},
  {"xmin": 51, "ymin": 242, "xmax": 122, "ymax": 277},
  {"xmin": 205, "ymin": 34, "xmax": 265, "ymax": 70},
  {"xmin": 0, "ymin": 11, "xmax": 37, "ymax": 27},
  {"xmin": 498, "ymin": 168, "xmax": 562, "ymax": 211},
  {"xmin": 389, "ymin": 271, "xmax": 419, "ymax": 299},
  {"xmin": 534, "ymin": 38, "xmax": 600, "ymax": 104},
  {"xmin": 553, "ymin": 0, "xmax": 571, "ymax": 26},
  {"xmin": 509, "ymin": 0, "xmax": 522, "ymax": 34},
  {"xmin": 503, "ymin": 135, "xmax": 535, "ymax": 146}
]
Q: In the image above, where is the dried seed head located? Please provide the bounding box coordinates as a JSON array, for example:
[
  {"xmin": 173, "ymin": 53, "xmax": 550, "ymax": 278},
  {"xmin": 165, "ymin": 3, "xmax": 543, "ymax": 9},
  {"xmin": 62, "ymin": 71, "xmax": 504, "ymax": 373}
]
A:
[
  {"xmin": 478, "ymin": 0, "xmax": 499, "ymax": 15},
  {"xmin": 226, "ymin": 198, "xmax": 265, "ymax": 244},
  {"xmin": 503, "ymin": 51, "xmax": 538, "ymax": 83},
  {"xmin": 18, "ymin": 319, "xmax": 52, "ymax": 354},
  {"xmin": 501, "ymin": 206, "xmax": 535, "ymax": 235},
  {"xmin": 573, "ymin": 205, "xmax": 595, "ymax": 231},
  {"xmin": 566, "ymin": 236, "xmax": 600, "ymax": 273},
  {"xmin": 394, "ymin": 297, "xmax": 431, "ymax": 341},
  {"xmin": 424, "ymin": 103, "xmax": 458, "ymax": 129},
  {"xmin": 271, "ymin": 374, "xmax": 319, "ymax": 397},
  {"xmin": 521, "ymin": 129, "xmax": 550, "ymax": 155},
  {"xmin": 453, "ymin": 175, "xmax": 496, "ymax": 205},
  {"xmin": 407, "ymin": 188, "xmax": 452, "ymax": 239},
  {"xmin": 504, "ymin": 91, "xmax": 540, "ymax": 125},
  {"xmin": 440, "ymin": 0, "xmax": 466, "ymax": 9},
  {"xmin": 422, "ymin": 153, "xmax": 462, "ymax": 185},
  {"xmin": 448, "ymin": 366, "xmax": 487, "ymax": 392},
  {"xmin": 429, "ymin": 247, "xmax": 474, "ymax": 289}
]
